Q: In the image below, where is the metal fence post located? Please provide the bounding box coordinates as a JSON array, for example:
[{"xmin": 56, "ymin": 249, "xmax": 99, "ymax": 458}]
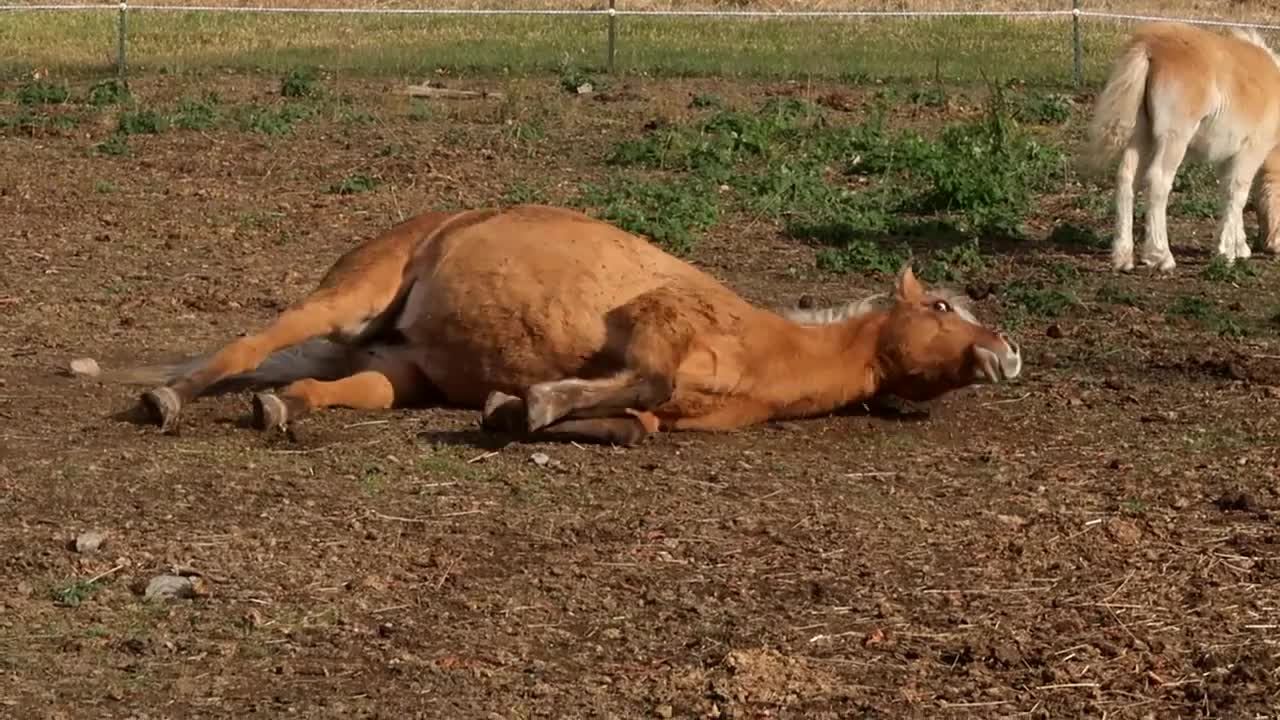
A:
[
  {"xmin": 117, "ymin": 0, "xmax": 129, "ymax": 85},
  {"xmin": 607, "ymin": 0, "xmax": 617, "ymax": 74},
  {"xmin": 1071, "ymin": 0, "xmax": 1082, "ymax": 86}
]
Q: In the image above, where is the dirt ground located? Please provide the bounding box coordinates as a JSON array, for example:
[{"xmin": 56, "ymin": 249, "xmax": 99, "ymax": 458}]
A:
[{"xmin": 2, "ymin": 71, "xmax": 1279, "ymax": 719}]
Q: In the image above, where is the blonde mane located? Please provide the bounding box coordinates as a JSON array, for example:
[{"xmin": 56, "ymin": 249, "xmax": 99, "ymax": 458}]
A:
[{"xmin": 779, "ymin": 286, "xmax": 976, "ymax": 326}]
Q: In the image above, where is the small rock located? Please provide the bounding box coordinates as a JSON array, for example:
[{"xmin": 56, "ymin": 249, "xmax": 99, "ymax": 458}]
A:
[
  {"xmin": 575, "ymin": 82, "xmax": 593, "ymax": 95},
  {"xmin": 1215, "ymin": 491, "xmax": 1255, "ymax": 513},
  {"xmin": 1106, "ymin": 517, "xmax": 1142, "ymax": 546},
  {"xmin": 655, "ymin": 704, "xmax": 673, "ymax": 719},
  {"xmin": 530, "ymin": 452, "xmax": 551, "ymax": 466},
  {"xmin": 69, "ymin": 357, "xmax": 101, "ymax": 378},
  {"xmin": 74, "ymin": 530, "xmax": 107, "ymax": 554},
  {"xmin": 1265, "ymin": 386, "xmax": 1280, "ymax": 399},
  {"xmin": 1045, "ymin": 324, "xmax": 1065, "ymax": 339},
  {"xmin": 143, "ymin": 575, "xmax": 195, "ymax": 602}
]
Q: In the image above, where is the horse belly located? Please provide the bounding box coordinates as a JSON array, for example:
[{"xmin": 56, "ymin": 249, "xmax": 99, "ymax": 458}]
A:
[
  {"xmin": 393, "ymin": 275, "xmax": 621, "ymax": 408},
  {"xmin": 1188, "ymin": 112, "xmax": 1253, "ymax": 164}
]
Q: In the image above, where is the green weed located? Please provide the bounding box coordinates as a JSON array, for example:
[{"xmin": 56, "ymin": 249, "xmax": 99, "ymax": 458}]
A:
[
  {"xmin": 117, "ymin": 108, "xmax": 167, "ymax": 135},
  {"xmin": 1167, "ymin": 295, "xmax": 1246, "ymax": 337},
  {"xmin": 237, "ymin": 103, "xmax": 314, "ymax": 135},
  {"xmin": 17, "ymin": 79, "xmax": 68, "ymax": 105},
  {"xmin": 51, "ymin": 580, "xmax": 102, "ymax": 608},
  {"xmin": 281, "ymin": 66, "xmax": 322, "ymax": 98},
  {"xmin": 328, "ymin": 173, "xmax": 380, "ymax": 194},
  {"xmin": 1200, "ymin": 255, "xmax": 1256, "ymax": 283},
  {"xmin": 87, "ymin": 79, "xmax": 130, "ymax": 107},
  {"xmin": 576, "ymin": 177, "xmax": 719, "ymax": 256},
  {"xmin": 171, "ymin": 94, "xmax": 221, "ymax": 130}
]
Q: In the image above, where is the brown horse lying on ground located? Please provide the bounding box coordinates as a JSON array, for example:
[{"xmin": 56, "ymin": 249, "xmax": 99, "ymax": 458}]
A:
[{"xmin": 105, "ymin": 204, "xmax": 1023, "ymax": 446}]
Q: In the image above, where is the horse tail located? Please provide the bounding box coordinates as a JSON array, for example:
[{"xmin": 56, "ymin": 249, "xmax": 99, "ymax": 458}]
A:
[
  {"xmin": 100, "ymin": 338, "xmax": 359, "ymax": 397},
  {"xmin": 1081, "ymin": 38, "xmax": 1152, "ymax": 176}
]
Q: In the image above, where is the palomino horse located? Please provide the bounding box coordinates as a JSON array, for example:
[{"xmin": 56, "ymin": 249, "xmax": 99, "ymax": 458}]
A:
[
  {"xmin": 1082, "ymin": 21, "xmax": 1280, "ymax": 272},
  {"xmin": 108, "ymin": 205, "xmax": 1023, "ymax": 446}
]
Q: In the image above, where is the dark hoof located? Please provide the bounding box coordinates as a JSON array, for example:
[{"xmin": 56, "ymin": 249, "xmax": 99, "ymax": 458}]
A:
[
  {"xmin": 252, "ymin": 392, "xmax": 289, "ymax": 433},
  {"xmin": 140, "ymin": 386, "xmax": 181, "ymax": 434},
  {"xmin": 481, "ymin": 391, "xmax": 527, "ymax": 433}
]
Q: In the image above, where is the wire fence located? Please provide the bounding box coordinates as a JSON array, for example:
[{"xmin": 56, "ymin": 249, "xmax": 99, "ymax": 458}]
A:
[{"xmin": 3, "ymin": 1, "xmax": 1280, "ymax": 86}]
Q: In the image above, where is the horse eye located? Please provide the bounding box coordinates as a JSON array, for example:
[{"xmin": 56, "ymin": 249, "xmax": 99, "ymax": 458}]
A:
[{"xmin": 932, "ymin": 300, "xmax": 952, "ymax": 313}]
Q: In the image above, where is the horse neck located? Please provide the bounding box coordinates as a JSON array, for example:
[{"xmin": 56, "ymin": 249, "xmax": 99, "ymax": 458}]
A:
[{"xmin": 747, "ymin": 310, "xmax": 889, "ymax": 419}]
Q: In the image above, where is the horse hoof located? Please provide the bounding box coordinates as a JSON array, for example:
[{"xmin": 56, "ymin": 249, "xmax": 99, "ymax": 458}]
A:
[
  {"xmin": 524, "ymin": 385, "xmax": 560, "ymax": 432},
  {"xmin": 252, "ymin": 392, "xmax": 289, "ymax": 433},
  {"xmin": 140, "ymin": 386, "xmax": 181, "ymax": 434},
  {"xmin": 481, "ymin": 391, "xmax": 526, "ymax": 432}
]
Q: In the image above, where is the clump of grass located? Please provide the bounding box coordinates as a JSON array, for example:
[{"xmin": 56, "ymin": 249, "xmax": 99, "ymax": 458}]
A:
[
  {"xmin": 576, "ymin": 177, "xmax": 719, "ymax": 256},
  {"xmin": 88, "ymin": 79, "xmax": 130, "ymax": 107},
  {"xmin": 1200, "ymin": 255, "xmax": 1256, "ymax": 283},
  {"xmin": 117, "ymin": 108, "xmax": 167, "ymax": 135},
  {"xmin": 328, "ymin": 173, "xmax": 379, "ymax": 194},
  {"xmin": 1095, "ymin": 282, "xmax": 1140, "ymax": 308},
  {"xmin": 51, "ymin": 579, "xmax": 102, "ymax": 608},
  {"xmin": 1012, "ymin": 90, "xmax": 1072, "ymax": 124},
  {"xmin": 96, "ymin": 133, "xmax": 129, "ymax": 156},
  {"xmin": 1166, "ymin": 295, "xmax": 1247, "ymax": 338},
  {"xmin": 171, "ymin": 94, "xmax": 221, "ymax": 130},
  {"xmin": 17, "ymin": 79, "xmax": 68, "ymax": 105},
  {"xmin": 1003, "ymin": 281, "xmax": 1076, "ymax": 318},
  {"xmin": 815, "ymin": 236, "xmax": 909, "ymax": 276},
  {"xmin": 281, "ymin": 66, "xmax": 322, "ymax": 98},
  {"xmin": 237, "ymin": 103, "xmax": 314, "ymax": 135}
]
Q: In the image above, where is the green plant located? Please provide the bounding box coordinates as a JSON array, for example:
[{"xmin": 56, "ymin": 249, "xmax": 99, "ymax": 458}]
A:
[
  {"xmin": 281, "ymin": 66, "xmax": 321, "ymax": 98},
  {"xmin": 117, "ymin": 108, "xmax": 167, "ymax": 135},
  {"xmin": 88, "ymin": 79, "xmax": 130, "ymax": 107},
  {"xmin": 17, "ymin": 79, "xmax": 68, "ymax": 105},
  {"xmin": 237, "ymin": 103, "xmax": 314, "ymax": 135},
  {"xmin": 96, "ymin": 133, "xmax": 129, "ymax": 156},
  {"xmin": 328, "ymin": 173, "xmax": 380, "ymax": 194},
  {"xmin": 1200, "ymin": 255, "xmax": 1256, "ymax": 283},
  {"xmin": 171, "ymin": 94, "xmax": 220, "ymax": 130},
  {"xmin": 576, "ymin": 177, "xmax": 719, "ymax": 256}
]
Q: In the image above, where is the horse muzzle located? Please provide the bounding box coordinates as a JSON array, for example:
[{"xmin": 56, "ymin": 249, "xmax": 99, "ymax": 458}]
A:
[{"xmin": 974, "ymin": 335, "xmax": 1022, "ymax": 383}]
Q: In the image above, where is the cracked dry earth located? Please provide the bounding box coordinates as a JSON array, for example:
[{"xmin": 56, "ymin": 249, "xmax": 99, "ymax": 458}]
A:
[{"xmin": 2, "ymin": 73, "xmax": 1280, "ymax": 718}]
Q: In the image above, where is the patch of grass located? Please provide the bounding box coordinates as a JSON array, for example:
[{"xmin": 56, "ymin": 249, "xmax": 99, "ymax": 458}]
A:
[
  {"xmin": 815, "ymin": 237, "xmax": 909, "ymax": 276},
  {"xmin": 171, "ymin": 94, "xmax": 221, "ymax": 130},
  {"xmin": 501, "ymin": 181, "xmax": 548, "ymax": 206},
  {"xmin": 17, "ymin": 79, "xmax": 69, "ymax": 105},
  {"xmin": 94, "ymin": 179, "xmax": 116, "ymax": 193},
  {"xmin": 87, "ymin": 79, "xmax": 130, "ymax": 107},
  {"xmin": 237, "ymin": 103, "xmax": 314, "ymax": 135},
  {"xmin": 117, "ymin": 108, "xmax": 167, "ymax": 135},
  {"xmin": 328, "ymin": 173, "xmax": 380, "ymax": 194},
  {"xmin": 51, "ymin": 579, "xmax": 102, "ymax": 608},
  {"xmin": 281, "ymin": 65, "xmax": 322, "ymax": 98},
  {"xmin": 576, "ymin": 177, "xmax": 720, "ymax": 256},
  {"xmin": 0, "ymin": 108, "xmax": 79, "ymax": 135},
  {"xmin": 918, "ymin": 238, "xmax": 986, "ymax": 284},
  {"xmin": 1046, "ymin": 222, "xmax": 1107, "ymax": 250},
  {"xmin": 1012, "ymin": 90, "xmax": 1073, "ymax": 124},
  {"xmin": 1200, "ymin": 255, "xmax": 1256, "ymax": 283},
  {"xmin": 1095, "ymin": 282, "xmax": 1140, "ymax": 308},
  {"xmin": 689, "ymin": 93, "xmax": 725, "ymax": 109},
  {"xmin": 1167, "ymin": 295, "xmax": 1247, "ymax": 337},
  {"xmin": 408, "ymin": 100, "xmax": 434, "ymax": 122},
  {"xmin": 1003, "ymin": 281, "xmax": 1076, "ymax": 319},
  {"xmin": 96, "ymin": 133, "xmax": 129, "ymax": 156}
]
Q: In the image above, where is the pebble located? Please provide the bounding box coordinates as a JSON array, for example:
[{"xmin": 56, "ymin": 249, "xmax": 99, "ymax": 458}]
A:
[
  {"xmin": 143, "ymin": 575, "xmax": 196, "ymax": 602},
  {"xmin": 74, "ymin": 530, "xmax": 107, "ymax": 554},
  {"xmin": 530, "ymin": 452, "xmax": 551, "ymax": 466},
  {"xmin": 69, "ymin": 357, "xmax": 101, "ymax": 378}
]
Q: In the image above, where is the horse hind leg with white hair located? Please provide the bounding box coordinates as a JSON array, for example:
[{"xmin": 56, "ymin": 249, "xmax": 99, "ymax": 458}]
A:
[
  {"xmin": 1217, "ymin": 151, "xmax": 1269, "ymax": 263},
  {"xmin": 1138, "ymin": 131, "xmax": 1192, "ymax": 272},
  {"xmin": 1112, "ymin": 142, "xmax": 1144, "ymax": 272}
]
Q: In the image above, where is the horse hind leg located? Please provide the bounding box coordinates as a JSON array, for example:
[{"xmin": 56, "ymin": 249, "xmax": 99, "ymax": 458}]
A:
[
  {"xmin": 1112, "ymin": 140, "xmax": 1144, "ymax": 272},
  {"xmin": 252, "ymin": 346, "xmax": 430, "ymax": 434},
  {"xmin": 137, "ymin": 269, "xmax": 413, "ymax": 434},
  {"xmin": 1138, "ymin": 130, "xmax": 1191, "ymax": 272}
]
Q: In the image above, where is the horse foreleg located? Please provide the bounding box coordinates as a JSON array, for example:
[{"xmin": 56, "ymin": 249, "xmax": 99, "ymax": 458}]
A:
[
  {"xmin": 252, "ymin": 349, "xmax": 427, "ymax": 433},
  {"xmin": 480, "ymin": 390, "xmax": 658, "ymax": 446},
  {"xmin": 522, "ymin": 371, "xmax": 673, "ymax": 432}
]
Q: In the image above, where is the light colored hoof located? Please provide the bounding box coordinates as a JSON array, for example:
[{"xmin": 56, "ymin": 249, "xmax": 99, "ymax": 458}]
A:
[
  {"xmin": 140, "ymin": 386, "xmax": 181, "ymax": 434},
  {"xmin": 1111, "ymin": 252, "xmax": 1134, "ymax": 273},
  {"xmin": 251, "ymin": 392, "xmax": 289, "ymax": 433},
  {"xmin": 481, "ymin": 390, "xmax": 526, "ymax": 432},
  {"xmin": 524, "ymin": 384, "xmax": 559, "ymax": 432}
]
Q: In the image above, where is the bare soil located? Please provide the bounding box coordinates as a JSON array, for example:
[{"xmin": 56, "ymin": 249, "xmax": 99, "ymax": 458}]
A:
[{"xmin": 2, "ymin": 73, "xmax": 1280, "ymax": 719}]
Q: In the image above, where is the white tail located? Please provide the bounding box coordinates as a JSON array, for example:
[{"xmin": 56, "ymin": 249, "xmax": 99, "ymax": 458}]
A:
[
  {"xmin": 1082, "ymin": 41, "xmax": 1151, "ymax": 175},
  {"xmin": 103, "ymin": 339, "xmax": 358, "ymax": 397}
]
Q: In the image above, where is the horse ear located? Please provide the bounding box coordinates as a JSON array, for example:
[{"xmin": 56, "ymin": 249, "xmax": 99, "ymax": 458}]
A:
[{"xmin": 894, "ymin": 261, "xmax": 924, "ymax": 302}]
